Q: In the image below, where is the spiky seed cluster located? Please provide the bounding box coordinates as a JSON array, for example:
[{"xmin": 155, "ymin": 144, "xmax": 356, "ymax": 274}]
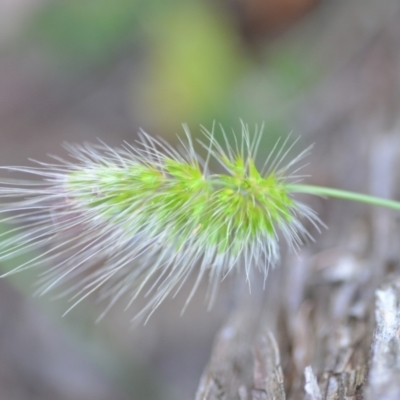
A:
[{"xmin": 0, "ymin": 125, "xmax": 322, "ymax": 321}]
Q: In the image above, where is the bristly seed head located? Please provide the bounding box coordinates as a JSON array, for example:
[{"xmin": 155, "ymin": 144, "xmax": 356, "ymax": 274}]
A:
[{"xmin": 0, "ymin": 123, "xmax": 323, "ymax": 322}]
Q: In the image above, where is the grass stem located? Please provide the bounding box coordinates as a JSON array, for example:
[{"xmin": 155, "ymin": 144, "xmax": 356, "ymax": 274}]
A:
[{"xmin": 287, "ymin": 184, "xmax": 400, "ymax": 211}]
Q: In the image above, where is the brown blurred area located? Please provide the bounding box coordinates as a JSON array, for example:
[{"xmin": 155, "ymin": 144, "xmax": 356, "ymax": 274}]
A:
[
  {"xmin": 229, "ymin": 0, "xmax": 321, "ymax": 41},
  {"xmin": 1, "ymin": 0, "xmax": 400, "ymax": 399}
]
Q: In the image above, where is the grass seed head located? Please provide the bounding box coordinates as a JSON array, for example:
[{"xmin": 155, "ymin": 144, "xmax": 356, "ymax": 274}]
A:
[{"xmin": 0, "ymin": 124, "xmax": 322, "ymax": 322}]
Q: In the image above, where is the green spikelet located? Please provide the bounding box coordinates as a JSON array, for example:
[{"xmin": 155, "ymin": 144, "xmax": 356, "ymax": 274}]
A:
[{"xmin": 0, "ymin": 124, "xmax": 332, "ymax": 321}]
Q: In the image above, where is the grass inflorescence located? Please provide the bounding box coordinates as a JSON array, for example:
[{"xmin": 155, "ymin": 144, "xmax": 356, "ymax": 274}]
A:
[{"xmin": 1, "ymin": 123, "xmax": 399, "ymax": 322}]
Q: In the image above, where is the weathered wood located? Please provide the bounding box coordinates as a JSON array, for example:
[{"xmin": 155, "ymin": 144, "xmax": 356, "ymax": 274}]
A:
[
  {"xmin": 195, "ymin": 308, "xmax": 258, "ymax": 400},
  {"xmin": 195, "ymin": 309, "xmax": 286, "ymax": 400},
  {"xmin": 196, "ymin": 264, "xmax": 400, "ymax": 399},
  {"xmin": 251, "ymin": 332, "xmax": 285, "ymax": 400},
  {"xmin": 304, "ymin": 366, "xmax": 322, "ymax": 400},
  {"xmin": 365, "ymin": 278, "xmax": 400, "ymax": 399}
]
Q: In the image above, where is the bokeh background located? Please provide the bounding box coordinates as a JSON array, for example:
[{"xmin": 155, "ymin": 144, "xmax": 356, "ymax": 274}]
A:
[{"xmin": 1, "ymin": 1, "xmax": 400, "ymax": 399}]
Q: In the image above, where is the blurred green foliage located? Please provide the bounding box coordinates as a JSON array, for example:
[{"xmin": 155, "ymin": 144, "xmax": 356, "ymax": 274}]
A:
[
  {"xmin": 30, "ymin": 0, "xmax": 142, "ymax": 65},
  {"xmin": 28, "ymin": 0, "xmax": 191, "ymax": 66},
  {"xmin": 25, "ymin": 0, "xmax": 318, "ymax": 145},
  {"xmin": 139, "ymin": 3, "xmax": 246, "ymax": 131}
]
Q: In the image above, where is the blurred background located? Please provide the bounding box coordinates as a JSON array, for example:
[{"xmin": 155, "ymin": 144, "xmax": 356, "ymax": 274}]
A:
[{"xmin": 1, "ymin": 1, "xmax": 400, "ymax": 399}]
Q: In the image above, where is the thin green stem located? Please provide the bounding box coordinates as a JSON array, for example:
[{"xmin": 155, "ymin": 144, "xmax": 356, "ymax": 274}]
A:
[{"xmin": 286, "ymin": 184, "xmax": 400, "ymax": 211}]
